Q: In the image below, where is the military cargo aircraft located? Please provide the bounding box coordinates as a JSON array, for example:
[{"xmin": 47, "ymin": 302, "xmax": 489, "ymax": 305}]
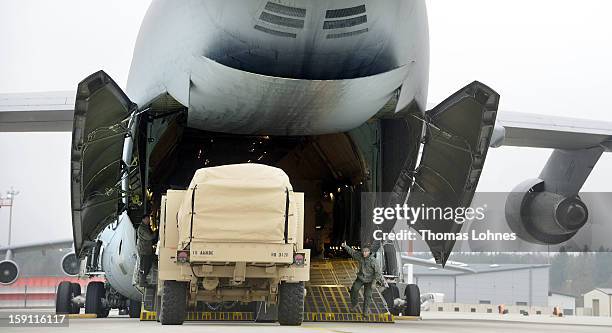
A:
[{"xmin": 1, "ymin": 0, "xmax": 610, "ymax": 320}]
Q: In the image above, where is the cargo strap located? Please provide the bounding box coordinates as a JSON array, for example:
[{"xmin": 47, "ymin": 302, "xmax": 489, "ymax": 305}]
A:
[
  {"xmin": 284, "ymin": 188, "xmax": 289, "ymax": 243},
  {"xmin": 188, "ymin": 185, "xmax": 197, "ymax": 246}
]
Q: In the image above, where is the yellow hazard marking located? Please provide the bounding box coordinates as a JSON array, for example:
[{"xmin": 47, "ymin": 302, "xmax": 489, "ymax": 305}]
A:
[
  {"xmin": 140, "ymin": 311, "xmax": 254, "ymax": 321},
  {"xmin": 303, "ymin": 312, "xmax": 393, "ymax": 323},
  {"xmin": 67, "ymin": 314, "xmax": 97, "ymax": 319},
  {"xmin": 141, "ymin": 310, "xmax": 392, "ymax": 323}
]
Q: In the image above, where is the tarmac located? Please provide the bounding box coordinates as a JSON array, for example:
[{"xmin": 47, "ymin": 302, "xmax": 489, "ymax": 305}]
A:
[{"xmin": 1, "ymin": 309, "xmax": 612, "ymax": 333}]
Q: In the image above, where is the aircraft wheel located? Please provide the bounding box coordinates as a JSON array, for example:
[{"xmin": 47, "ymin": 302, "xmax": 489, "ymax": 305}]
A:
[
  {"xmin": 55, "ymin": 281, "xmax": 72, "ymax": 314},
  {"xmin": 404, "ymin": 284, "xmax": 421, "ymax": 317},
  {"xmin": 382, "ymin": 283, "xmax": 401, "ymax": 315},
  {"xmin": 70, "ymin": 283, "xmax": 81, "ymax": 314},
  {"xmin": 129, "ymin": 299, "xmax": 142, "ymax": 318},
  {"xmin": 85, "ymin": 281, "xmax": 107, "ymax": 317}
]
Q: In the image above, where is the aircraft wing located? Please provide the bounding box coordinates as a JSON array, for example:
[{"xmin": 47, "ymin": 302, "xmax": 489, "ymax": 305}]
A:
[
  {"xmin": 0, "ymin": 239, "xmax": 75, "ymax": 284},
  {"xmin": 493, "ymin": 111, "xmax": 612, "ymax": 151},
  {"xmin": 0, "ymin": 91, "xmax": 74, "ymax": 132},
  {"xmin": 0, "ymin": 239, "xmax": 73, "ymax": 253}
]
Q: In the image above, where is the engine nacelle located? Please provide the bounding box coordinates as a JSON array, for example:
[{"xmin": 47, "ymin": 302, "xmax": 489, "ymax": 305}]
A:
[
  {"xmin": 0, "ymin": 250, "xmax": 19, "ymax": 285},
  {"xmin": 505, "ymin": 179, "xmax": 589, "ymax": 245},
  {"xmin": 61, "ymin": 252, "xmax": 80, "ymax": 276}
]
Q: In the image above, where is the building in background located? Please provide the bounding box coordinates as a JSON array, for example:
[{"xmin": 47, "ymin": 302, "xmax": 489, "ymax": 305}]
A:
[
  {"xmin": 583, "ymin": 288, "xmax": 612, "ymax": 317},
  {"xmin": 548, "ymin": 291, "xmax": 576, "ymax": 315},
  {"xmin": 413, "ymin": 264, "xmax": 550, "ymax": 308}
]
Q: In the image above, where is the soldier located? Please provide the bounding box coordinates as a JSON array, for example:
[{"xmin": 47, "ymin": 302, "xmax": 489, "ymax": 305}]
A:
[
  {"xmin": 137, "ymin": 214, "xmax": 156, "ymax": 287},
  {"xmin": 341, "ymin": 241, "xmax": 385, "ymax": 314}
]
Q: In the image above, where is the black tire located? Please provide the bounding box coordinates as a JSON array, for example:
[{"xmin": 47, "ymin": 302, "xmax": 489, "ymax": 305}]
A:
[
  {"xmin": 160, "ymin": 280, "xmax": 187, "ymax": 325},
  {"xmin": 85, "ymin": 281, "xmax": 107, "ymax": 317},
  {"xmin": 70, "ymin": 283, "xmax": 81, "ymax": 314},
  {"xmin": 404, "ymin": 284, "xmax": 421, "ymax": 317},
  {"xmin": 55, "ymin": 281, "xmax": 72, "ymax": 314},
  {"xmin": 382, "ymin": 283, "xmax": 401, "ymax": 316},
  {"xmin": 99, "ymin": 307, "xmax": 110, "ymax": 318},
  {"xmin": 277, "ymin": 282, "xmax": 304, "ymax": 326},
  {"xmin": 129, "ymin": 299, "xmax": 142, "ymax": 318}
]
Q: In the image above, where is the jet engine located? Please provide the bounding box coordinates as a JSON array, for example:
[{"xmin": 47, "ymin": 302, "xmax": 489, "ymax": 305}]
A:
[
  {"xmin": 505, "ymin": 179, "xmax": 588, "ymax": 245},
  {"xmin": 61, "ymin": 252, "xmax": 80, "ymax": 276},
  {"xmin": 0, "ymin": 250, "xmax": 19, "ymax": 285}
]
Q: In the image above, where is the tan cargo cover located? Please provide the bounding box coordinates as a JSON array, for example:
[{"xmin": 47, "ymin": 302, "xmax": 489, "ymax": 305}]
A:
[{"xmin": 177, "ymin": 164, "xmax": 294, "ymax": 248}]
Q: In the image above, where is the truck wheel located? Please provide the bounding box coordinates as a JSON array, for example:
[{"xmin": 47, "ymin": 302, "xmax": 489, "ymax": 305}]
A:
[
  {"xmin": 55, "ymin": 281, "xmax": 72, "ymax": 314},
  {"xmin": 85, "ymin": 281, "xmax": 108, "ymax": 317},
  {"xmin": 160, "ymin": 281, "xmax": 187, "ymax": 325},
  {"xmin": 404, "ymin": 284, "xmax": 421, "ymax": 317},
  {"xmin": 129, "ymin": 299, "xmax": 142, "ymax": 318},
  {"xmin": 70, "ymin": 283, "xmax": 81, "ymax": 314},
  {"xmin": 277, "ymin": 282, "xmax": 304, "ymax": 326}
]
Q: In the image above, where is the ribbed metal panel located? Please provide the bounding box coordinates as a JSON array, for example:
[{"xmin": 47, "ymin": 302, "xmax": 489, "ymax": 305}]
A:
[
  {"xmin": 326, "ymin": 5, "xmax": 366, "ymax": 19},
  {"xmin": 323, "ymin": 16, "xmax": 367, "ymax": 30}
]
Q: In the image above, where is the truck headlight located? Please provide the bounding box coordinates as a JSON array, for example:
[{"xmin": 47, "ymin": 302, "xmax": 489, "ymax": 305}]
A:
[
  {"xmin": 177, "ymin": 250, "xmax": 190, "ymax": 263},
  {"xmin": 293, "ymin": 253, "xmax": 305, "ymax": 266}
]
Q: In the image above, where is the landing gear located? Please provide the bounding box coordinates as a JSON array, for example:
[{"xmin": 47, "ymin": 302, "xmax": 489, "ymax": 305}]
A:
[
  {"xmin": 70, "ymin": 283, "xmax": 81, "ymax": 314},
  {"xmin": 403, "ymin": 284, "xmax": 421, "ymax": 317},
  {"xmin": 85, "ymin": 281, "xmax": 109, "ymax": 318},
  {"xmin": 56, "ymin": 282, "xmax": 83, "ymax": 314},
  {"xmin": 129, "ymin": 299, "xmax": 142, "ymax": 318},
  {"xmin": 55, "ymin": 281, "xmax": 73, "ymax": 314},
  {"xmin": 382, "ymin": 283, "xmax": 401, "ymax": 316}
]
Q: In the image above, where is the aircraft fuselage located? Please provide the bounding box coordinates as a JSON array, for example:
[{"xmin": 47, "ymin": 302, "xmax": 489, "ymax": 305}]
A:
[{"xmin": 126, "ymin": 0, "xmax": 430, "ymax": 135}]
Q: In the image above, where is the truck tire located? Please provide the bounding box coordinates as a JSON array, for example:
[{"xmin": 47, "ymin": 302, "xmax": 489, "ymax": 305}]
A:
[
  {"xmin": 70, "ymin": 283, "xmax": 81, "ymax": 314},
  {"xmin": 55, "ymin": 281, "xmax": 72, "ymax": 314},
  {"xmin": 277, "ymin": 282, "xmax": 304, "ymax": 326},
  {"xmin": 85, "ymin": 281, "xmax": 108, "ymax": 317},
  {"xmin": 404, "ymin": 284, "xmax": 421, "ymax": 317},
  {"xmin": 129, "ymin": 299, "xmax": 142, "ymax": 318},
  {"xmin": 160, "ymin": 280, "xmax": 187, "ymax": 325}
]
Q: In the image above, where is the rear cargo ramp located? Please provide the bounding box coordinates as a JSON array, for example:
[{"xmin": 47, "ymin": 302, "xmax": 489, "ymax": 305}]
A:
[
  {"xmin": 304, "ymin": 259, "xmax": 393, "ymax": 323},
  {"xmin": 142, "ymin": 259, "xmax": 393, "ymax": 323}
]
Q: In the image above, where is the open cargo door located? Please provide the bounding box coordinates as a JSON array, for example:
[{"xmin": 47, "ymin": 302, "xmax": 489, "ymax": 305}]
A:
[
  {"xmin": 409, "ymin": 81, "xmax": 499, "ymax": 265},
  {"xmin": 71, "ymin": 71, "xmax": 138, "ymax": 258},
  {"xmin": 372, "ymin": 82, "xmax": 499, "ymax": 266}
]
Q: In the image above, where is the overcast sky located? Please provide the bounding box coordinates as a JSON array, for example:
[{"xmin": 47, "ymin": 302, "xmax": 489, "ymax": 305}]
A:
[{"xmin": 0, "ymin": 0, "xmax": 611, "ymax": 247}]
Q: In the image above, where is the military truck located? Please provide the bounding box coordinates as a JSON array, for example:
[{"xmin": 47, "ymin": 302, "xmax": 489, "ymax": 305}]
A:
[{"xmin": 155, "ymin": 164, "xmax": 310, "ymax": 325}]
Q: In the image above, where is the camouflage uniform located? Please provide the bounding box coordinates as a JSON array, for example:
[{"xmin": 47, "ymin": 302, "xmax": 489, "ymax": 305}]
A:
[
  {"xmin": 342, "ymin": 244, "xmax": 383, "ymax": 313},
  {"xmin": 137, "ymin": 222, "xmax": 155, "ymax": 286}
]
